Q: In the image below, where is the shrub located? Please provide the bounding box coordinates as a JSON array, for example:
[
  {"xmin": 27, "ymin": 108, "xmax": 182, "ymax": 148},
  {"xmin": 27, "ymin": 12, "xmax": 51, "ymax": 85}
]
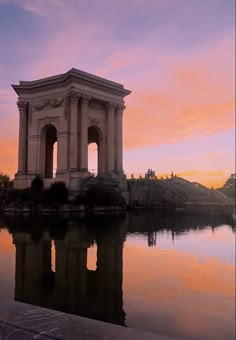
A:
[
  {"xmin": 0, "ymin": 172, "xmax": 11, "ymax": 188},
  {"xmin": 84, "ymin": 182, "xmax": 125, "ymax": 207},
  {"xmin": 31, "ymin": 175, "xmax": 44, "ymax": 202},
  {"xmin": 6, "ymin": 188, "xmax": 32, "ymax": 203},
  {"xmin": 45, "ymin": 182, "xmax": 69, "ymax": 204}
]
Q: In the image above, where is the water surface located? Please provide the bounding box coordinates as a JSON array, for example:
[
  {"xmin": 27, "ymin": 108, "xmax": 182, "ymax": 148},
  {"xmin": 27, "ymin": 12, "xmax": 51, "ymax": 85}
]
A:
[{"xmin": 0, "ymin": 212, "xmax": 235, "ymax": 339}]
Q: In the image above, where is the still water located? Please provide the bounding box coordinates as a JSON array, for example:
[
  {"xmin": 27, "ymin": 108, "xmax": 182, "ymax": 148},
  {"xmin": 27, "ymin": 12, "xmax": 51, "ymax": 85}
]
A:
[{"xmin": 0, "ymin": 212, "xmax": 235, "ymax": 339}]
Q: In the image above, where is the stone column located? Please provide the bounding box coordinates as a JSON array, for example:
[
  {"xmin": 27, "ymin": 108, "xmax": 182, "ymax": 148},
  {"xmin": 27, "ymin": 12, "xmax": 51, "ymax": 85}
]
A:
[
  {"xmin": 57, "ymin": 131, "xmax": 69, "ymax": 174},
  {"xmin": 69, "ymin": 93, "xmax": 80, "ymax": 171},
  {"xmin": 17, "ymin": 101, "xmax": 28, "ymax": 174},
  {"xmin": 107, "ymin": 102, "xmax": 115, "ymax": 172},
  {"xmin": 80, "ymin": 95, "xmax": 91, "ymax": 171},
  {"xmin": 27, "ymin": 135, "xmax": 38, "ymax": 177},
  {"xmin": 98, "ymin": 138, "xmax": 105, "ymax": 174},
  {"xmin": 116, "ymin": 105, "xmax": 125, "ymax": 173}
]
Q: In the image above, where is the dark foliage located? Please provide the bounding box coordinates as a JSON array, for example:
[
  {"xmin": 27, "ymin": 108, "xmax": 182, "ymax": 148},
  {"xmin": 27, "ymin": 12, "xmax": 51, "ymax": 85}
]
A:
[
  {"xmin": 0, "ymin": 172, "xmax": 12, "ymax": 188},
  {"xmin": 78, "ymin": 182, "xmax": 125, "ymax": 207},
  {"xmin": 31, "ymin": 175, "xmax": 44, "ymax": 202},
  {"xmin": 7, "ymin": 188, "xmax": 32, "ymax": 203},
  {"xmin": 218, "ymin": 174, "xmax": 236, "ymax": 198},
  {"xmin": 44, "ymin": 182, "xmax": 69, "ymax": 205}
]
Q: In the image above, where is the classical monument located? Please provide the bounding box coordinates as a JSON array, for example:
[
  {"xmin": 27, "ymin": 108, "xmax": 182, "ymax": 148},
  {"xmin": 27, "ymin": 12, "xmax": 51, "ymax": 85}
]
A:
[{"xmin": 13, "ymin": 68, "xmax": 131, "ymax": 191}]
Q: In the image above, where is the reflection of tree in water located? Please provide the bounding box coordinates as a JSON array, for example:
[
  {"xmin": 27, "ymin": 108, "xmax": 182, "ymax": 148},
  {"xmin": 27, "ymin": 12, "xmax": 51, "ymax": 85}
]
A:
[
  {"xmin": 148, "ymin": 231, "xmax": 157, "ymax": 247},
  {"xmin": 127, "ymin": 210, "xmax": 235, "ymax": 243}
]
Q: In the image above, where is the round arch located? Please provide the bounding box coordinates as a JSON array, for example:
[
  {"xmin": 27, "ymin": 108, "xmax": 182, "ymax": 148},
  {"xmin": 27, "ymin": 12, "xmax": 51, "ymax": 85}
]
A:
[
  {"xmin": 88, "ymin": 125, "xmax": 104, "ymax": 175},
  {"xmin": 40, "ymin": 124, "xmax": 57, "ymax": 178}
]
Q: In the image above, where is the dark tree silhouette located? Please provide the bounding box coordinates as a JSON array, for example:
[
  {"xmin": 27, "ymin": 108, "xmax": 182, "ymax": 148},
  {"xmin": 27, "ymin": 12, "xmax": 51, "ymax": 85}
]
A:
[{"xmin": 218, "ymin": 174, "xmax": 236, "ymax": 197}]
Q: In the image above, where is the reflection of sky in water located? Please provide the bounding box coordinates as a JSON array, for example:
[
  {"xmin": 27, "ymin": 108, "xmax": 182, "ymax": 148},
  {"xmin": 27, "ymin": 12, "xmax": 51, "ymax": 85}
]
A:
[
  {"xmin": 126, "ymin": 225, "xmax": 235, "ymax": 265},
  {"xmin": 0, "ymin": 223, "xmax": 235, "ymax": 339},
  {"xmin": 123, "ymin": 225, "xmax": 235, "ymax": 339},
  {"xmin": 0, "ymin": 228, "xmax": 15, "ymax": 307}
]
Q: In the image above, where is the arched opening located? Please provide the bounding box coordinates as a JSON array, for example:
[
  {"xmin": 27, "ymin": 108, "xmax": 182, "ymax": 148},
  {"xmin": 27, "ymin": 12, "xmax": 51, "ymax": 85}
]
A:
[
  {"xmin": 88, "ymin": 143, "xmax": 97, "ymax": 176},
  {"xmin": 88, "ymin": 126, "xmax": 102, "ymax": 176},
  {"xmin": 41, "ymin": 125, "xmax": 57, "ymax": 178},
  {"xmin": 87, "ymin": 244, "xmax": 97, "ymax": 271},
  {"xmin": 53, "ymin": 142, "xmax": 57, "ymax": 178}
]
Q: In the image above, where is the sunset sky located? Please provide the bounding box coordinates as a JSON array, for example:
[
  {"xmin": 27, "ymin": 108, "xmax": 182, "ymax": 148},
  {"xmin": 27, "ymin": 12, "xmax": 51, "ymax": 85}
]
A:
[{"xmin": 0, "ymin": 0, "xmax": 235, "ymax": 187}]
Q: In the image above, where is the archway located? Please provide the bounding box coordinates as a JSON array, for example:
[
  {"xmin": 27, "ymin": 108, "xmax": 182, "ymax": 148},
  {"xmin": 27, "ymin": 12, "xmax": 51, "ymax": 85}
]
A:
[
  {"xmin": 40, "ymin": 125, "xmax": 57, "ymax": 178},
  {"xmin": 88, "ymin": 143, "xmax": 97, "ymax": 176},
  {"xmin": 88, "ymin": 126, "xmax": 102, "ymax": 176}
]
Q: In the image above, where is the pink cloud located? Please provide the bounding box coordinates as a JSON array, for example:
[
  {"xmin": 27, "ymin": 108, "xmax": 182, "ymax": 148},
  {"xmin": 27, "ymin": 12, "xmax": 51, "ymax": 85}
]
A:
[
  {"xmin": 0, "ymin": 0, "xmax": 66, "ymax": 16},
  {"xmin": 0, "ymin": 1, "xmax": 234, "ymax": 184}
]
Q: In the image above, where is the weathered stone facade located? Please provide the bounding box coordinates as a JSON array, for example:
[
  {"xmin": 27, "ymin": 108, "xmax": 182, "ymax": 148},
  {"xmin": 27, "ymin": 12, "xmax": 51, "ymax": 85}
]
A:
[{"xmin": 13, "ymin": 68, "xmax": 131, "ymax": 191}]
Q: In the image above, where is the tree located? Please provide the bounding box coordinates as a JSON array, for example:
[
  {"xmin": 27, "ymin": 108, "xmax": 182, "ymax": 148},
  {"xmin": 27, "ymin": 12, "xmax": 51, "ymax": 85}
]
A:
[
  {"xmin": 78, "ymin": 182, "xmax": 125, "ymax": 207},
  {"xmin": 0, "ymin": 172, "xmax": 11, "ymax": 188},
  {"xmin": 45, "ymin": 182, "xmax": 69, "ymax": 204},
  {"xmin": 31, "ymin": 175, "xmax": 44, "ymax": 202},
  {"xmin": 218, "ymin": 174, "xmax": 236, "ymax": 197}
]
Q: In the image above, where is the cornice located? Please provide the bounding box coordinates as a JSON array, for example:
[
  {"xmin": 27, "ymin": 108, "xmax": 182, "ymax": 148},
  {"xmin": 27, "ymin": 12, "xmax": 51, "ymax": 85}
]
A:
[{"xmin": 12, "ymin": 68, "xmax": 131, "ymax": 98}]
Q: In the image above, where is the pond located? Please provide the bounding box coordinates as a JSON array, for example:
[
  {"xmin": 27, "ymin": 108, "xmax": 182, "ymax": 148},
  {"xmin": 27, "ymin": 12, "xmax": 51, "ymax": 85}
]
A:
[{"xmin": 0, "ymin": 212, "xmax": 235, "ymax": 339}]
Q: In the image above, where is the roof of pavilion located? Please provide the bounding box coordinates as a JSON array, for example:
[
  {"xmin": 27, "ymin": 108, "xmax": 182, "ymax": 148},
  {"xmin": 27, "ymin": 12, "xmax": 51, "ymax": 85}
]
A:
[{"xmin": 12, "ymin": 68, "xmax": 131, "ymax": 97}]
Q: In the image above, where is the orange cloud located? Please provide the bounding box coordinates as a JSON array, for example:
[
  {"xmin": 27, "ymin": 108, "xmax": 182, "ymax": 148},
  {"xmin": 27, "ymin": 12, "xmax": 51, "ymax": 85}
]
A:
[
  {"xmin": 176, "ymin": 169, "xmax": 227, "ymax": 188},
  {"xmin": 0, "ymin": 8, "xmax": 234, "ymax": 184},
  {"xmin": 0, "ymin": 137, "xmax": 17, "ymax": 177}
]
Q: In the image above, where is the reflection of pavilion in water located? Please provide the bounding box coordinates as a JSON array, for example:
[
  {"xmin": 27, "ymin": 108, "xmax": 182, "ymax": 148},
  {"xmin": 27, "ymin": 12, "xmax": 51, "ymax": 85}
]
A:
[{"xmin": 12, "ymin": 222, "xmax": 126, "ymax": 326}]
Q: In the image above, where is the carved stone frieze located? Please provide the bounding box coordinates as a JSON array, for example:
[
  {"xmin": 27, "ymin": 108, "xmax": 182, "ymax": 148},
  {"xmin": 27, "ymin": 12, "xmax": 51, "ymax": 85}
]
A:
[
  {"xmin": 32, "ymin": 97, "xmax": 64, "ymax": 111},
  {"xmin": 33, "ymin": 102, "xmax": 46, "ymax": 111},
  {"xmin": 48, "ymin": 97, "xmax": 64, "ymax": 107},
  {"xmin": 89, "ymin": 100, "xmax": 105, "ymax": 111}
]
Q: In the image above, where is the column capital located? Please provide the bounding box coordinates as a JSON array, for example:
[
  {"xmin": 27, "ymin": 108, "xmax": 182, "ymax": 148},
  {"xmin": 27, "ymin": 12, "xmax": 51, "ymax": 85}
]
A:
[
  {"xmin": 106, "ymin": 102, "xmax": 116, "ymax": 111},
  {"xmin": 116, "ymin": 104, "xmax": 126, "ymax": 114},
  {"xmin": 69, "ymin": 92, "xmax": 81, "ymax": 103},
  {"xmin": 17, "ymin": 101, "xmax": 27, "ymax": 113},
  {"xmin": 81, "ymin": 94, "xmax": 92, "ymax": 105}
]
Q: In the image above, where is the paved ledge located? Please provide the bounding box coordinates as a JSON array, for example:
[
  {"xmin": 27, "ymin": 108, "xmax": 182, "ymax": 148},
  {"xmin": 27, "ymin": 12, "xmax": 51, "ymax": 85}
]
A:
[{"xmin": 0, "ymin": 300, "xmax": 173, "ymax": 339}]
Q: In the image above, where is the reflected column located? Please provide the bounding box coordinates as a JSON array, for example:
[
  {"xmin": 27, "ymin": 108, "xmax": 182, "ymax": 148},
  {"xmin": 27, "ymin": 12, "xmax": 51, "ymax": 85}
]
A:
[
  {"xmin": 96, "ymin": 228, "xmax": 125, "ymax": 325},
  {"xmin": 13, "ymin": 233, "xmax": 26, "ymax": 301}
]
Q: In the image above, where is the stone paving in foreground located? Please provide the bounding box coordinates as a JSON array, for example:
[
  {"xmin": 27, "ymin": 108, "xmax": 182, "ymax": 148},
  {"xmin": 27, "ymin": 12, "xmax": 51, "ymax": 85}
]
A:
[{"xmin": 0, "ymin": 300, "xmax": 173, "ymax": 340}]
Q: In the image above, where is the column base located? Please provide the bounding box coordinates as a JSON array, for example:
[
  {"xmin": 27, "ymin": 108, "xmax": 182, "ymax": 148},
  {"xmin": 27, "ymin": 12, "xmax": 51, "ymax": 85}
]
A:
[
  {"xmin": 14, "ymin": 173, "xmax": 31, "ymax": 189},
  {"xmin": 69, "ymin": 170, "xmax": 91, "ymax": 192}
]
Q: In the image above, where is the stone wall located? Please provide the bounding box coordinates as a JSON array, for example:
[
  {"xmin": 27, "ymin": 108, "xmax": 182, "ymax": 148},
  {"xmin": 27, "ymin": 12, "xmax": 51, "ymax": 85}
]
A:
[{"xmin": 127, "ymin": 179, "xmax": 185, "ymax": 207}]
